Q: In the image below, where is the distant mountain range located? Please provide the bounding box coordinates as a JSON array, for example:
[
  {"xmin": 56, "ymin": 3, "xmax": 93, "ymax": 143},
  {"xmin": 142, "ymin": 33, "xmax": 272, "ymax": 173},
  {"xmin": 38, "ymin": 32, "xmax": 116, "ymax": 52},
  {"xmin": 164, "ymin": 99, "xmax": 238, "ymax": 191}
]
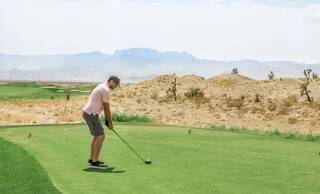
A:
[{"xmin": 0, "ymin": 48, "xmax": 319, "ymax": 82}]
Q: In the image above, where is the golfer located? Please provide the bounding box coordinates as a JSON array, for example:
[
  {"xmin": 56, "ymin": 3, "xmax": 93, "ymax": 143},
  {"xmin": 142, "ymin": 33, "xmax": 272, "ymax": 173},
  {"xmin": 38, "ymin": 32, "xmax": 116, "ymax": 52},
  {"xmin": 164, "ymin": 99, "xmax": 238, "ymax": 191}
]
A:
[{"xmin": 82, "ymin": 76, "xmax": 120, "ymax": 168}]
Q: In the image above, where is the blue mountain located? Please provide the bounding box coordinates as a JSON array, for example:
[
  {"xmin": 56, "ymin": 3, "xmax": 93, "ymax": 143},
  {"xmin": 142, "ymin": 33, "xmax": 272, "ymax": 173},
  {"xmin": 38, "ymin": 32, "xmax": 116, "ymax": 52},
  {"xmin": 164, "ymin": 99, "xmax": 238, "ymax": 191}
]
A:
[{"xmin": 0, "ymin": 48, "xmax": 319, "ymax": 82}]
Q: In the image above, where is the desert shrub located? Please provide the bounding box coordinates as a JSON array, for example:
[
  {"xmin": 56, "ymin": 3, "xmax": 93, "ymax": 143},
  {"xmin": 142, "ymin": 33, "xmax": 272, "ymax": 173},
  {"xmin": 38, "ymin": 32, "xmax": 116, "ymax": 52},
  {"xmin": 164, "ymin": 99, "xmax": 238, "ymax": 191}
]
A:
[
  {"xmin": 251, "ymin": 107, "xmax": 266, "ymax": 115},
  {"xmin": 283, "ymin": 95, "xmax": 298, "ymax": 107},
  {"xmin": 166, "ymin": 77, "xmax": 180, "ymax": 101},
  {"xmin": 288, "ymin": 117, "xmax": 298, "ymax": 124},
  {"xmin": 300, "ymin": 69, "xmax": 313, "ymax": 104},
  {"xmin": 150, "ymin": 91, "xmax": 159, "ymax": 100},
  {"xmin": 184, "ymin": 87, "xmax": 204, "ymax": 99},
  {"xmin": 254, "ymin": 94, "xmax": 261, "ymax": 103},
  {"xmin": 263, "ymin": 113, "xmax": 274, "ymax": 121},
  {"xmin": 267, "ymin": 102, "xmax": 277, "ymax": 111},
  {"xmin": 226, "ymin": 97, "xmax": 245, "ymax": 109},
  {"xmin": 232, "ymin": 68, "xmax": 238, "ymax": 74},
  {"xmin": 268, "ymin": 71, "xmax": 275, "ymax": 80}
]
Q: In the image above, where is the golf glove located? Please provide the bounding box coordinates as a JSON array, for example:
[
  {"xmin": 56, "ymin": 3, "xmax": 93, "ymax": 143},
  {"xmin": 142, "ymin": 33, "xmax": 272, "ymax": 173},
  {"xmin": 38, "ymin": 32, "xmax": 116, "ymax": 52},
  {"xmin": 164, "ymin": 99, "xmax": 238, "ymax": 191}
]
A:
[{"xmin": 105, "ymin": 120, "xmax": 109, "ymax": 127}]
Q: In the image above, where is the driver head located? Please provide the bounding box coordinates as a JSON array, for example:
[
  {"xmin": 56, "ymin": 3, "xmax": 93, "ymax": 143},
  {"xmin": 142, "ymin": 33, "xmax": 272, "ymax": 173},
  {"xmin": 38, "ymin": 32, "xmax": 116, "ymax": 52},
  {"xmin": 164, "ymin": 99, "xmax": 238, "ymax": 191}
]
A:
[{"xmin": 144, "ymin": 159, "xmax": 152, "ymax": 165}]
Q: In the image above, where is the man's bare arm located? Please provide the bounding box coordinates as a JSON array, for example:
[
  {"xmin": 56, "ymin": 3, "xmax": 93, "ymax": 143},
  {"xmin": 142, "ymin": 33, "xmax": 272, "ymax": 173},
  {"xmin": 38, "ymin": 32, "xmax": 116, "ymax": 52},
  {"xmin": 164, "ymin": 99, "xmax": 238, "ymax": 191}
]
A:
[{"xmin": 103, "ymin": 102, "xmax": 113, "ymax": 130}]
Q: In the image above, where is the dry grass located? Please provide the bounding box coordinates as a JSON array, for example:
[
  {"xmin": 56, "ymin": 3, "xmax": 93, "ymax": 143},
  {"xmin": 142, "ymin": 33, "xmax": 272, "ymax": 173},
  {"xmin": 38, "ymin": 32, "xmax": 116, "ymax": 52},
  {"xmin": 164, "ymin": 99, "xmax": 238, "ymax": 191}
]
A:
[
  {"xmin": 1, "ymin": 74, "xmax": 320, "ymax": 135},
  {"xmin": 150, "ymin": 91, "xmax": 159, "ymax": 100},
  {"xmin": 283, "ymin": 95, "xmax": 298, "ymax": 107},
  {"xmin": 267, "ymin": 102, "xmax": 277, "ymax": 112},
  {"xmin": 277, "ymin": 105, "xmax": 289, "ymax": 115},
  {"xmin": 288, "ymin": 117, "xmax": 298, "ymax": 124},
  {"xmin": 226, "ymin": 97, "xmax": 245, "ymax": 109}
]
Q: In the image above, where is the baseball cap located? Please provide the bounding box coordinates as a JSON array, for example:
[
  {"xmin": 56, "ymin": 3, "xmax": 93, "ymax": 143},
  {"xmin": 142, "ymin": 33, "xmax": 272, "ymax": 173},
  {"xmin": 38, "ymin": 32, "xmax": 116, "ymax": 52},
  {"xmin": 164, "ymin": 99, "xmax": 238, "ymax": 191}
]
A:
[{"xmin": 108, "ymin": 75, "xmax": 121, "ymax": 87}]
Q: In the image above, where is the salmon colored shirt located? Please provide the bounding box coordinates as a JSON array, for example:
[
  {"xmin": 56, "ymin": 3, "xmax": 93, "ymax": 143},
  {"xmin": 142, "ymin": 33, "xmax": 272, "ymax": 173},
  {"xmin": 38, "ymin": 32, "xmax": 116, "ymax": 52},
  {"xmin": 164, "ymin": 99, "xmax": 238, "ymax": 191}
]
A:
[{"xmin": 83, "ymin": 82, "xmax": 111, "ymax": 115}]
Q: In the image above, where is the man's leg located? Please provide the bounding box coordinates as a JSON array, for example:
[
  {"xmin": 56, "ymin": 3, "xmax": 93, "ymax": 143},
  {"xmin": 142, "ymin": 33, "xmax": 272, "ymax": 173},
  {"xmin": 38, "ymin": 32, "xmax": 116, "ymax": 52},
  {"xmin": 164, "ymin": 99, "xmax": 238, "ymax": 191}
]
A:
[
  {"xmin": 93, "ymin": 134, "xmax": 105, "ymax": 162},
  {"xmin": 90, "ymin": 136, "xmax": 98, "ymax": 160}
]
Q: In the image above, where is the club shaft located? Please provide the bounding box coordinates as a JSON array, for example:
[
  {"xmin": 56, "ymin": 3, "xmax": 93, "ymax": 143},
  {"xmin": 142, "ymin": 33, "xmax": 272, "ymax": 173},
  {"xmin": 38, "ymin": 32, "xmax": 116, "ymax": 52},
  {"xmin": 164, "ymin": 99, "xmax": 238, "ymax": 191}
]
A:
[{"xmin": 112, "ymin": 129, "xmax": 145, "ymax": 162}]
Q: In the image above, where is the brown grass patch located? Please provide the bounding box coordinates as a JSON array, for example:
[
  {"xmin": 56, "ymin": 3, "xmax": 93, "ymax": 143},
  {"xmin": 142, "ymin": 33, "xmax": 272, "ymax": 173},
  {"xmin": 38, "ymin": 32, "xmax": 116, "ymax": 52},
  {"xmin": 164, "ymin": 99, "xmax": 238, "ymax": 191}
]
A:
[
  {"xmin": 226, "ymin": 97, "xmax": 245, "ymax": 109},
  {"xmin": 288, "ymin": 117, "xmax": 298, "ymax": 124},
  {"xmin": 267, "ymin": 102, "xmax": 277, "ymax": 112},
  {"xmin": 282, "ymin": 95, "xmax": 298, "ymax": 107},
  {"xmin": 277, "ymin": 105, "xmax": 289, "ymax": 115}
]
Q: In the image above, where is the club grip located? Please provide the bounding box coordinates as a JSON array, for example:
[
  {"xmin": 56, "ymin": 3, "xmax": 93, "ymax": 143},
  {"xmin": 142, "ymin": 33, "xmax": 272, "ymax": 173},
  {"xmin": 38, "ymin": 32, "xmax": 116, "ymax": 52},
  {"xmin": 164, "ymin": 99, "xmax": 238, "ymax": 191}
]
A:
[{"xmin": 105, "ymin": 119, "xmax": 109, "ymax": 127}]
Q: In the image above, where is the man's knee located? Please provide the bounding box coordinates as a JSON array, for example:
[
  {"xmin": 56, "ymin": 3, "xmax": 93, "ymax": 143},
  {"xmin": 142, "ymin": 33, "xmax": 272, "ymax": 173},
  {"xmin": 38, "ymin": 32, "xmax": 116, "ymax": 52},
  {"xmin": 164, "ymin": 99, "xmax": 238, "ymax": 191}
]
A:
[{"xmin": 97, "ymin": 134, "xmax": 105, "ymax": 141}]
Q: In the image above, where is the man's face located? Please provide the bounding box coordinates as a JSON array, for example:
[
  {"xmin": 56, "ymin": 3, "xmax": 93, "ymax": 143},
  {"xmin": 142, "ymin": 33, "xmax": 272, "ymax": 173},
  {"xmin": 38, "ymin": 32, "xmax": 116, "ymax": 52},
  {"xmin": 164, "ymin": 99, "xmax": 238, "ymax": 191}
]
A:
[{"xmin": 108, "ymin": 80, "xmax": 118, "ymax": 90}]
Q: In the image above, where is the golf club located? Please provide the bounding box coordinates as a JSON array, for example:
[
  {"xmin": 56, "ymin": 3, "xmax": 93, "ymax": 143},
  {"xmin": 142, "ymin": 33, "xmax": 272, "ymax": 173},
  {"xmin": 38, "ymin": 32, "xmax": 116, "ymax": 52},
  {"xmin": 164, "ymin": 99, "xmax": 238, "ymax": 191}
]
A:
[{"xmin": 112, "ymin": 129, "xmax": 152, "ymax": 165}]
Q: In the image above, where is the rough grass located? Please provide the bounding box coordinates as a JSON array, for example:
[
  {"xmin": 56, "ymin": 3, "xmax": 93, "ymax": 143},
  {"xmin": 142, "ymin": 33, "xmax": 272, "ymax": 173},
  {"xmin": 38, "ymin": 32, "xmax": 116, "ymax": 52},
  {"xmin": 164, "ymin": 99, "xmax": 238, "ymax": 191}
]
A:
[
  {"xmin": 100, "ymin": 112, "xmax": 152, "ymax": 123},
  {"xmin": 0, "ymin": 137, "xmax": 61, "ymax": 194},
  {"xmin": 209, "ymin": 125, "xmax": 320, "ymax": 142},
  {"xmin": 0, "ymin": 123, "xmax": 320, "ymax": 194}
]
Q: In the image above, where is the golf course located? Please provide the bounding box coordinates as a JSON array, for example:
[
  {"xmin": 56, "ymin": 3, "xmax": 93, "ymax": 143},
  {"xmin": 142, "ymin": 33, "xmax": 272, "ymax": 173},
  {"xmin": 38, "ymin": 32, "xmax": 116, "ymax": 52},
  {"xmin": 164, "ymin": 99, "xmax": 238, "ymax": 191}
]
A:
[
  {"xmin": 1, "ymin": 123, "xmax": 320, "ymax": 194},
  {"xmin": 0, "ymin": 82, "xmax": 95, "ymax": 100},
  {"xmin": 2, "ymin": 0, "xmax": 320, "ymax": 193}
]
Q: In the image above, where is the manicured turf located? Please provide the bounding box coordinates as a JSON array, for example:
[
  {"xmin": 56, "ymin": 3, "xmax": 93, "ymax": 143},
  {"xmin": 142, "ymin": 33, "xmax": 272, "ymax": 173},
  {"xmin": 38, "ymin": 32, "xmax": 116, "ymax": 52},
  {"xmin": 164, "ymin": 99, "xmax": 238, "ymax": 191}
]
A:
[
  {"xmin": 0, "ymin": 123, "xmax": 320, "ymax": 194},
  {"xmin": 0, "ymin": 137, "xmax": 61, "ymax": 194},
  {"xmin": 0, "ymin": 82, "xmax": 95, "ymax": 100}
]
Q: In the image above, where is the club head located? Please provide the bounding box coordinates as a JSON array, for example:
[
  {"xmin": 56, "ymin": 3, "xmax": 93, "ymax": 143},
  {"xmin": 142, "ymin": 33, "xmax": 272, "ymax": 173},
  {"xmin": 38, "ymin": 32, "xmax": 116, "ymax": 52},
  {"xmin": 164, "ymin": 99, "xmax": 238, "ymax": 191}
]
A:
[{"xmin": 144, "ymin": 159, "xmax": 152, "ymax": 165}]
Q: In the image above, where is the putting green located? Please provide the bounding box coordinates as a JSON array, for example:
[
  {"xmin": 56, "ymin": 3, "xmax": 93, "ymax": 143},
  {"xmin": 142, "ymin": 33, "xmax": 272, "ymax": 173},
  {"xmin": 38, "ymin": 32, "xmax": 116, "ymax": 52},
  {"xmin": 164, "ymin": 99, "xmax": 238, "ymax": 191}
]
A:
[{"xmin": 0, "ymin": 123, "xmax": 320, "ymax": 194}]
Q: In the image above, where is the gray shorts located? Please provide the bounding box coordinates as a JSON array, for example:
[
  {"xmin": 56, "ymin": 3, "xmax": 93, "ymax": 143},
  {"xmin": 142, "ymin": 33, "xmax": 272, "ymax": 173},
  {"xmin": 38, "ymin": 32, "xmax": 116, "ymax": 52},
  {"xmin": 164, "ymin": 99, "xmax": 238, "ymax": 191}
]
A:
[{"xmin": 82, "ymin": 111, "xmax": 104, "ymax": 136}]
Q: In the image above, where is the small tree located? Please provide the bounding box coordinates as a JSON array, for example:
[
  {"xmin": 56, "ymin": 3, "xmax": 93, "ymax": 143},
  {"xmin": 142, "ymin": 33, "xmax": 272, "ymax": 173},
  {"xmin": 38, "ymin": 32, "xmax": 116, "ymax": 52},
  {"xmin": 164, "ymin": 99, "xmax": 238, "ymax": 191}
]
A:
[
  {"xmin": 312, "ymin": 73, "xmax": 319, "ymax": 80},
  {"xmin": 232, "ymin": 68, "xmax": 238, "ymax": 75},
  {"xmin": 300, "ymin": 69, "xmax": 313, "ymax": 104},
  {"xmin": 268, "ymin": 71, "xmax": 275, "ymax": 80},
  {"xmin": 167, "ymin": 77, "xmax": 179, "ymax": 101}
]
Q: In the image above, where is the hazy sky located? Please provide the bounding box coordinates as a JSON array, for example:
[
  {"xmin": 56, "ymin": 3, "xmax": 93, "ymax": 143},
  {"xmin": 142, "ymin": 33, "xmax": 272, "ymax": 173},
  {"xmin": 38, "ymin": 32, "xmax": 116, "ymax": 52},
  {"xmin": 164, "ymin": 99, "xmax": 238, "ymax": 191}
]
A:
[{"xmin": 0, "ymin": 0, "xmax": 319, "ymax": 63}]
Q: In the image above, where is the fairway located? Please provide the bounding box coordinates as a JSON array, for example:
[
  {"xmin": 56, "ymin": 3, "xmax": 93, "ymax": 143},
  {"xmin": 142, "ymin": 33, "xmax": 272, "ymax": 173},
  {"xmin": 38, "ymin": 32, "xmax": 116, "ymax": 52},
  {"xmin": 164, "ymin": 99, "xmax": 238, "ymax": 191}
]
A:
[
  {"xmin": 0, "ymin": 123, "xmax": 320, "ymax": 194},
  {"xmin": 0, "ymin": 82, "xmax": 95, "ymax": 100}
]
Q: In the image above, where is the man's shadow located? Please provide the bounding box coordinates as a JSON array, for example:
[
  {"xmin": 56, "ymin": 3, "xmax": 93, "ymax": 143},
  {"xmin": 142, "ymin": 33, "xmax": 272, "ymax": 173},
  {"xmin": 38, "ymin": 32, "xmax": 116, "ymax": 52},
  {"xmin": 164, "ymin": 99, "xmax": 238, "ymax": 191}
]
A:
[{"xmin": 83, "ymin": 167, "xmax": 125, "ymax": 174}]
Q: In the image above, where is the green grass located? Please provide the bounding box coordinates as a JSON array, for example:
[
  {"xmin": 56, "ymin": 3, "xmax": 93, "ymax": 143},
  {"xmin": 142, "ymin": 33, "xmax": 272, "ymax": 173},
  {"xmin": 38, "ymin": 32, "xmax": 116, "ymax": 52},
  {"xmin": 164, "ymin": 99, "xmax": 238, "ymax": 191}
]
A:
[
  {"xmin": 100, "ymin": 112, "xmax": 152, "ymax": 123},
  {"xmin": 0, "ymin": 137, "xmax": 61, "ymax": 194},
  {"xmin": 0, "ymin": 82, "xmax": 95, "ymax": 100},
  {"xmin": 208, "ymin": 125, "xmax": 320, "ymax": 142},
  {"xmin": 0, "ymin": 123, "xmax": 320, "ymax": 194}
]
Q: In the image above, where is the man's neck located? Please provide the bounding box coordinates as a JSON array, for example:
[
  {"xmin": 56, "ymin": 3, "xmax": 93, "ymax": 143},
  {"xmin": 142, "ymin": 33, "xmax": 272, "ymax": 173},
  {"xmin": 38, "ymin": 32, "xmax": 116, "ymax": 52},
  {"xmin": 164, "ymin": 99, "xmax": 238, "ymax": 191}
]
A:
[{"xmin": 105, "ymin": 82, "xmax": 111, "ymax": 89}]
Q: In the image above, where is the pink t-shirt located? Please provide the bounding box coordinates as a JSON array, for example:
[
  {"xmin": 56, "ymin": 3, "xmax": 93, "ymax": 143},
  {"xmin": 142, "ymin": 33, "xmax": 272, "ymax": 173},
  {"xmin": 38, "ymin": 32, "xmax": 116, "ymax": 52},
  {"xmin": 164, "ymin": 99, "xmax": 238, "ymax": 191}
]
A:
[{"xmin": 83, "ymin": 83, "xmax": 111, "ymax": 115}]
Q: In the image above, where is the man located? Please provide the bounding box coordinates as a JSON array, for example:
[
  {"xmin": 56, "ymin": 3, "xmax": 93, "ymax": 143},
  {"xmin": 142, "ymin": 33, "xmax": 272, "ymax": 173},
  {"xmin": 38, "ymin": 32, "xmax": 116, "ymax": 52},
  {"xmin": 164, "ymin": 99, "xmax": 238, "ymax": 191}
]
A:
[{"xmin": 82, "ymin": 76, "xmax": 120, "ymax": 169}]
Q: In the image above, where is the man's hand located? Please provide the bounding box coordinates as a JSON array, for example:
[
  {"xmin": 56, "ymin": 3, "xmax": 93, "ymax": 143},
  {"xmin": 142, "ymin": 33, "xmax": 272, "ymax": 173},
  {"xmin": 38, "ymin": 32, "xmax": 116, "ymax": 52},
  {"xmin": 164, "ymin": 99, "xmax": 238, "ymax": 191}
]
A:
[
  {"xmin": 105, "ymin": 119, "xmax": 114, "ymax": 130},
  {"xmin": 103, "ymin": 102, "xmax": 114, "ymax": 131}
]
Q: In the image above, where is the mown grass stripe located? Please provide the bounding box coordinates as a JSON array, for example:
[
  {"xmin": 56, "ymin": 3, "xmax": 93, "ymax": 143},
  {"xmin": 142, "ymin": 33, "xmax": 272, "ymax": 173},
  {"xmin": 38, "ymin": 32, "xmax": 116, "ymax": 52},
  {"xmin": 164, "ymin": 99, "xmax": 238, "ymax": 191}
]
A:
[{"xmin": 0, "ymin": 137, "xmax": 61, "ymax": 194}]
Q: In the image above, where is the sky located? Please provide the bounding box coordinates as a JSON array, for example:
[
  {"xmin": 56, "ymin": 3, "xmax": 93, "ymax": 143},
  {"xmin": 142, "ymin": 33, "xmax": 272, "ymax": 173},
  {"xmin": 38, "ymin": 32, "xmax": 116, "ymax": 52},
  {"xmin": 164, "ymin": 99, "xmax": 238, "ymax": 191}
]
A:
[{"xmin": 0, "ymin": 0, "xmax": 320, "ymax": 63}]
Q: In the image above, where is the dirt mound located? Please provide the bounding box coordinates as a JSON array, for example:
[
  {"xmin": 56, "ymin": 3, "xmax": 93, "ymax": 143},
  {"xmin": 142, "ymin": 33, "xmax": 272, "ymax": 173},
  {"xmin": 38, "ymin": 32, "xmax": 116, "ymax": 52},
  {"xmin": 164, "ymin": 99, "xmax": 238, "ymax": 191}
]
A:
[
  {"xmin": 181, "ymin": 74, "xmax": 205, "ymax": 81},
  {"xmin": 206, "ymin": 74, "xmax": 254, "ymax": 87},
  {"xmin": 150, "ymin": 74, "xmax": 177, "ymax": 84}
]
